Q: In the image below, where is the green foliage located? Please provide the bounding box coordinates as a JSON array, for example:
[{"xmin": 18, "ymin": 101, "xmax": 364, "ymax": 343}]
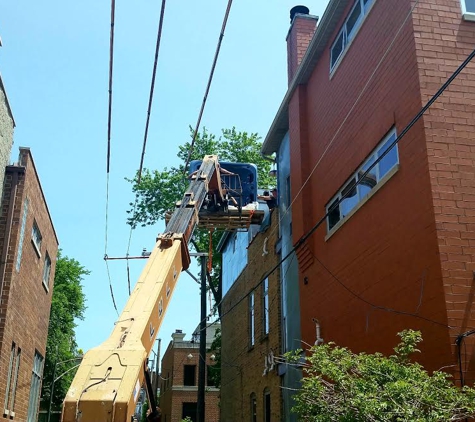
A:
[
  {"xmin": 208, "ymin": 328, "xmax": 222, "ymax": 387},
  {"xmin": 180, "ymin": 418, "xmax": 192, "ymax": 422},
  {"xmin": 126, "ymin": 126, "xmax": 272, "ymax": 228},
  {"xmin": 41, "ymin": 251, "xmax": 88, "ymax": 410},
  {"xmin": 141, "ymin": 400, "xmax": 149, "ymax": 422},
  {"xmin": 288, "ymin": 330, "xmax": 475, "ymax": 421}
]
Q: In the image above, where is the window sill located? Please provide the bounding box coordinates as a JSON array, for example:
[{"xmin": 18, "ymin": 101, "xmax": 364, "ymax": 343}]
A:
[
  {"xmin": 325, "ymin": 164, "xmax": 399, "ymax": 241},
  {"xmin": 330, "ymin": 0, "xmax": 377, "ymax": 79},
  {"xmin": 42, "ymin": 281, "xmax": 49, "ymax": 293},
  {"xmin": 462, "ymin": 12, "xmax": 475, "ymax": 21},
  {"xmin": 31, "ymin": 239, "xmax": 41, "ymax": 258}
]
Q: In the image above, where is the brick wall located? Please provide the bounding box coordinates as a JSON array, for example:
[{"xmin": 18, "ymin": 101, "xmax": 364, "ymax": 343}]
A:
[
  {"xmin": 220, "ymin": 213, "xmax": 281, "ymax": 422},
  {"xmin": 287, "ymin": 14, "xmax": 318, "ymax": 83},
  {"xmin": 159, "ymin": 337, "xmax": 220, "ymax": 422},
  {"xmin": 0, "ymin": 79, "xmax": 14, "ymax": 202},
  {"xmin": 289, "ymin": 0, "xmax": 456, "ymax": 376},
  {"xmin": 413, "ymin": 0, "xmax": 475, "ymax": 383},
  {"xmin": 0, "ymin": 148, "xmax": 58, "ymax": 421}
]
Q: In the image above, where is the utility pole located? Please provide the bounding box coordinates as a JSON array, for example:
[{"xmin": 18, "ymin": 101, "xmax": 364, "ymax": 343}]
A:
[
  {"xmin": 197, "ymin": 255, "xmax": 207, "ymax": 422},
  {"xmin": 152, "ymin": 338, "xmax": 161, "ymax": 400}
]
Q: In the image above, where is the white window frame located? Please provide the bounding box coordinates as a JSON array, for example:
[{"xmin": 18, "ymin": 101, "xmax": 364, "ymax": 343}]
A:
[
  {"xmin": 16, "ymin": 198, "xmax": 28, "ymax": 272},
  {"xmin": 249, "ymin": 292, "xmax": 255, "ymax": 347},
  {"xmin": 461, "ymin": 0, "xmax": 475, "ymax": 21},
  {"xmin": 326, "ymin": 128, "xmax": 399, "ymax": 232},
  {"xmin": 263, "ymin": 278, "xmax": 269, "ymax": 336},
  {"xmin": 31, "ymin": 221, "xmax": 42, "ymax": 256},
  {"xmin": 330, "ymin": 0, "xmax": 375, "ymax": 72},
  {"xmin": 3, "ymin": 343, "xmax": 15, "ymax": 416},
  {"xmin": 43, "ymin": 252, "xmax": 52, "ymax": 290},
  {"xmin": 27, "ymin": 351, "xmax": 44, "ymax": 422}
]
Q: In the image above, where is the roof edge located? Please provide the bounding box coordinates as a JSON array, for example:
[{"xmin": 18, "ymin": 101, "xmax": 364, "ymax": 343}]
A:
[
  {"xmin": 0, "ymin": 73, "xmax": 16, "ymax": 127},
  {"xmin": 262, "ymin": 0, "xmax": 347, "ymax": 155},
  {"xmin": 16, "ymin": 147, "xmax": 60, "ymax": 245}
]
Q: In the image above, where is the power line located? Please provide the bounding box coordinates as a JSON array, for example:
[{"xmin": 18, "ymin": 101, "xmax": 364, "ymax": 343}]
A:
[
  {"xmin": 183, "ymin": 0, "xmax": 234, "ymax": 174},
  {"xmin": 107, "ymin": 0, "xmax": 116, "ymax": 174},
  {"xmin": 198, "ymin": 44, "xmax": 475, "ymax": 334},
  {"xmin": 104, "ymin": 0, "xmax": 119, "ymax": 314},
  {"xmin": 137, "ymin": 0, "xmax": 167, "ymax": 184}
]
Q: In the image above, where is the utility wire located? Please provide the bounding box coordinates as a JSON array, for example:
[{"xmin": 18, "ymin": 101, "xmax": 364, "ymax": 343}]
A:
[
  {"xmin": 104, "ymin": 0, "xmax": 119, "ymax": 314},
  {"xmin": 107, "ymin": 0, "xmax": 116, "ymax": 174},
  {"xmin": 125, "ymin": 0, "xmax": 167, "ymax": 294},
  {"xmin": 198, "ymin": 45, "xmax": 475, "ymax": 333},
  {"xmin": 137, "ymin": 0, "xmax": 167, "ymax": 184},
  {"xmin": 183, "ymin": 0, "xmax": 234, "ymax": 174}
]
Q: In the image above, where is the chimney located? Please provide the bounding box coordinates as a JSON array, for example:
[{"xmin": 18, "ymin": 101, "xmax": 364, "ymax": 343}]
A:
[
  {"xmin": 171, "ymin": 329, "xmax": 186, "ymax": 343},
  {"xmin": 286, "ymin": 5, "xmax": 318, "ymax": 84}
]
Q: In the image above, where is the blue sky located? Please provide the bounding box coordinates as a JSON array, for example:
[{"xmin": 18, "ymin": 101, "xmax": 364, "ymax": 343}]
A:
[{"xmin": 1, "ymin": 0, "xmax": 329, "ymax": 352}]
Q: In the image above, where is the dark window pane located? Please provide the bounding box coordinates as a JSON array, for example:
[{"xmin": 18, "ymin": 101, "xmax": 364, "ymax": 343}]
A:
[
  {"xmin": 327, "ymin": 198, "xmax": 340, "ymax": 230},
  {"xmin": 331, "ymin": 31, "xmax": 345, "ymax": 68},
  {"xmin": 182, "ymin": 402, "xmax": 197, "ymax": 422},
  {"xmin": 377, "ymin": 132, "xmax": 398, "ymax": 179},
  {"xmin": 265, "ymin": 393, "xmax": 271, "ymax": 422},
  {"xmin": 184, "ymin": 365, "xmax": 196, "ymax": 386},
  {"xmin": 358, "ymin": 156, "xmax": 377, "ymax": 200},
  {"xmin": 466, "ymin": 0, "xmax": 475, "ymax": 13},
  {"xmin": 346, "ymin": 0, "xmax": 362, "ymax": 41},
  {"xmin": 251, "ymin": 394, "xmax": 257, "ymax": 422},
  {"xmin": 340, "ymin": 177, "xmax": 358, "ymax": 218}
]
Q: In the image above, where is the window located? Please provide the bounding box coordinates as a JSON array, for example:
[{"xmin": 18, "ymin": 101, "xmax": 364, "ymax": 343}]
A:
[
  {"xmin": 4, "ymin": 343, "xmax": 15, "ymax": 415},
  {"xmin": 207, "ymin": 365, "xmax": 218, "ymax": 387},
  {"xmin": 330, "ymin": 0, "xmax": 374, "ymax": 71},
  {"xmin": 43, "ymin": 252, "xmax": 52, "ymax": 288},
  {"xmin": 184, "ymin": 365, "xmax": 196, "ymax": 386},
  {"xmin": 249, "ymin": 292, "xmax": 255, "ymax": 347},
  {"xmin": 286, "ymin": 176, "xmax": 291, "ymax": 208},
  {"xmin": 461, "ymin": 0, "xmax": 475, "ymax": 21},
  {"xmin": 31, "ymin": 221, "xmax": 42, "ymax": 254},
  {"xmin": 250, "ymin": 393, "xmax": 257, "ymax": 422},
  {"xmin": 182, "ymin": 402, "xmax": 197, "ymax": 422},
  {"xmin": 264, "ymin": 389, "xmax": 271, "ymax": 422},
  {"xmin": 326, "ymin": 128, "xmax": 398, "ymax": 232},
  {"xmin": 9, "ymin": 347, "xmax": 21, "ymax": 415},
  {"xmin": 27, "ymin": 352, "xmax": 44, "ymax": 422},
  {"xmin": 263, "ymin": 278, "xmax": 269, "ymax": 336},
  {"xmin": 16, "ymin": 198, "xmax": 28, "ymax": 271}
]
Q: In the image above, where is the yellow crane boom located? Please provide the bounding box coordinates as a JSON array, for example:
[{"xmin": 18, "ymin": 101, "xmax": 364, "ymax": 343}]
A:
[{"xmin": 61, "ymin": 155, "xmax": 249, "ymax": 422}]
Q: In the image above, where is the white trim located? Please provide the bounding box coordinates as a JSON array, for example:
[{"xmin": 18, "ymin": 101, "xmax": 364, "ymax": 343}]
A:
[
  {"xmin": 325, "ymin": 164, "xmax": 399, "ymax": 241},
  {"xmin": 330, "ymin": 0, "xmax": 377, "ymax": 76},
  {"xmin": 325, "ymin": 127, "xmax": 399, "ymax": 234},
  {"xmin": 461, "ymin": 0, "xmax": 475, "ymax": 21}
]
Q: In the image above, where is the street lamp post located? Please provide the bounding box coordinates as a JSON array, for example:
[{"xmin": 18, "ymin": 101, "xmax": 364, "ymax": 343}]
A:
[{"xmin": 46, "ymin": 356, "xmax": 83, "ymax": 422}]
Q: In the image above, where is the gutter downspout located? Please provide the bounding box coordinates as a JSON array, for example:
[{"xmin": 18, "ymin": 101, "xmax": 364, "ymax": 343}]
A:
[{"xmin": 0, "ymin": 169, "xmax": 20, "ymax": 302}]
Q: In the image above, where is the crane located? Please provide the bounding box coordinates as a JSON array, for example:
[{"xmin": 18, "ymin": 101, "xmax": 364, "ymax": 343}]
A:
[{"xmin": 61, "ymin": 155, "xmax": 263, "ymax": 422}]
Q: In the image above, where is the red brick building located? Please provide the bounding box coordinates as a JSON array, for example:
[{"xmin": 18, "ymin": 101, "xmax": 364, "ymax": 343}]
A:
[
  {"xmin": 0, "ymin": 147, "xmax": 59, "ymax": 421},
  {"xmin": 219, "ymin": 210, "xmax": 282, "ymax": 422},
  {"xmin": 261, "ymin": 0, "xmax": 475, "ymax": 414},
  {"xmin": 159, "ymin": 326, "xmax": 220, "ymax": 422}
]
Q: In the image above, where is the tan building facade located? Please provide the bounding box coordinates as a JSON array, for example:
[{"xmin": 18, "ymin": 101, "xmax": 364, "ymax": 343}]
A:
[
  {"xmin": 159, "ymin": 326, "xmax": 220, "ymax": 422},
  {"xmin": 220, "ymin": 211, "xmax": 282, "ymax": 422}
]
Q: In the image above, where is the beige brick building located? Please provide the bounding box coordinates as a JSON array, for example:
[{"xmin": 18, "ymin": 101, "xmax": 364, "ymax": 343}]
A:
[
  {"xmin": 159, "ymin": 326, "xmax": 220, "ymax": 422},
  {"xmin": 0, "ymin": 147, "xmax": 59, "ymax": 421},
  {"xmin": 219, "ymin": 211, "xmax": 282, "ymax": 422}
]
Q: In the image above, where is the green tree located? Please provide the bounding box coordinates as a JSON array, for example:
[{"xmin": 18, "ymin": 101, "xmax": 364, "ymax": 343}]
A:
[
  {"xmin": 126, "ymin": 127, "xmax": 273, "ymax": 313},
  {"xmin": 288, "ymin": 330, "xmax": 475, "ymax": 421},
  {"xmin": 41, "ymin": 251, "xmax": 88, "ymax": 411}
]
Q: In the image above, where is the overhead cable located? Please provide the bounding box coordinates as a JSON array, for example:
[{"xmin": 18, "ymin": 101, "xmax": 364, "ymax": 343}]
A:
[
  {"xmin": 183, "ymin": 0, "xmax": 234, "ymax": 174},
  {"xmin": 199, "ymin": 45, "xmax": 475, "ymax": 333}
]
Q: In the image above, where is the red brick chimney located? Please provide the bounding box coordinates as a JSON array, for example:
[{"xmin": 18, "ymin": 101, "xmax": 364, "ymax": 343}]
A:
[{"xmin": 286, "ymin": 5, "xmax": 318, "ymax": 84}]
